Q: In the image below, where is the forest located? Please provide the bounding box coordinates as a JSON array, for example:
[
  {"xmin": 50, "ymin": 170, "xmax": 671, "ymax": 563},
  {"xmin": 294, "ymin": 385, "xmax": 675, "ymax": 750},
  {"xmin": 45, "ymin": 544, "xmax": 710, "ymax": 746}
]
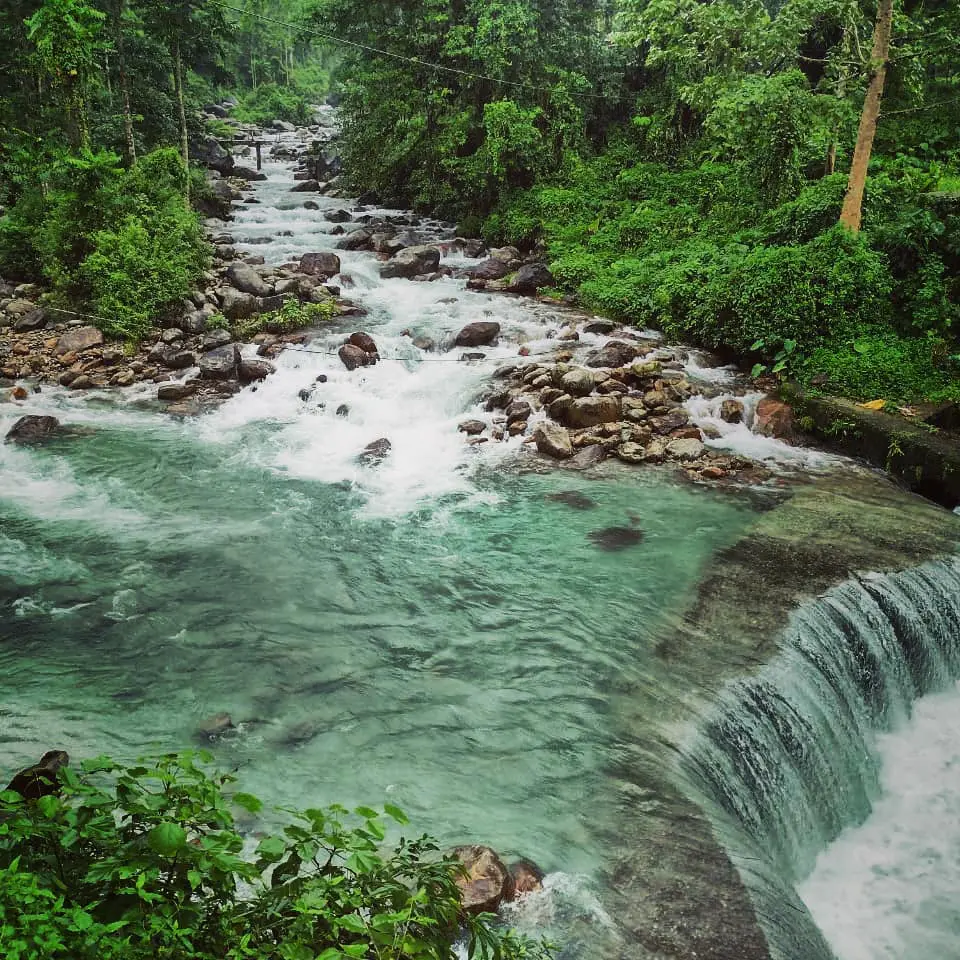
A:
[{"xmin": 1, "ymin": 0, "xmax": 958, "ymax": 402}]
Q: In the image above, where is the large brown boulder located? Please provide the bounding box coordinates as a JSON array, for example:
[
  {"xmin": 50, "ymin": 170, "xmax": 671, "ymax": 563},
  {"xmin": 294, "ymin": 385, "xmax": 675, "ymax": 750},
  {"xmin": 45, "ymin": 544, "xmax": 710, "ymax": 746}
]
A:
[
  {"xmin": 755, "ymin": 398, "xmax": 794, "ymax": 441},
  {"xmin": 346, "ymin": 332, "xmax": 379, "ymax": 356},
  {"xmin": 534, "ymin": 422, "xmax": 573, "ymax": 460},
  {"xmin": 508, "ymin": 263, "xmax": 554, "ymax": 295},
  {"xmin": 339, "ymin": 343, "xmax": 377, "ymax": 371},
  {"xmin": 585, "ymin": 340, "xmax": 643, "ymax": 369},
  {"xmin": 300, "ymin": 252, "xmax": 342, "ymax": 279},
  {"xmin": 451, "ymin": 845, "xmax": 515, "ymax": 915},
  {"xmin": 468, "ymin": 258, "xmax": 511, "ymax": 282},
  {"xmin": 565, "ymin": 396, "xmax": 622, "ymax": 428},
  {"xmin": 54, "ymin": 326, "xmax": 104, "ymax": 357},
  {"xmin": 227, "ymin": 263, "xmax": 271, "ymax": 297},
  {"xmin": 5, "ymin": 416, "xmax": 61, "ymax": 445},
  {"xmin": 508, "ymin": 859, "xmax": 545, "ymax": 898},
  {"xmin": 381, "ymin": 245, "xmax": 441, "ymax": 280},
  {"xmin": 454, "ymin": 322, "xmax": 500, "ymax": 348}
]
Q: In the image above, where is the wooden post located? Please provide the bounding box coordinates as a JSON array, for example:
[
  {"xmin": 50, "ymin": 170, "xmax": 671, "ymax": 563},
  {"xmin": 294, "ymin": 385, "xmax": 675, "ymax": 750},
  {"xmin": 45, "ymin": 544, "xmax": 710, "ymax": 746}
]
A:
[{"xmin": 255, "ymin": 142, "xmax": 262, "ymax": 170}]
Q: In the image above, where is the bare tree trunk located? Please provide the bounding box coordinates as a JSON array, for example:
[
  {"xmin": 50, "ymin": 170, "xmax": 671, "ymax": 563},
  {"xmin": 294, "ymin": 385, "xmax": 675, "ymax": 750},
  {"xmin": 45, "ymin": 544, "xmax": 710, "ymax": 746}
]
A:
[
  {"xmin": 173, "ymin": 40, "xmax": 190, "ymax": 198},
  {"xmin": 839, "ymin": 0, "xmax": 894, "ymax": 232},
  {"xmin": 114, "ymin": 0, "xmax": 136, "ymax": 165}
]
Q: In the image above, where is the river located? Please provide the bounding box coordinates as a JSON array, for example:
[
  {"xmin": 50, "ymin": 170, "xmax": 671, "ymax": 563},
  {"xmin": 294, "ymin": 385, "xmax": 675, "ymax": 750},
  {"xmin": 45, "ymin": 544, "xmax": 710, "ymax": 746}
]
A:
[{"xmin": 2, "ymin": 124, "xmax": 960, "ymax": 960}]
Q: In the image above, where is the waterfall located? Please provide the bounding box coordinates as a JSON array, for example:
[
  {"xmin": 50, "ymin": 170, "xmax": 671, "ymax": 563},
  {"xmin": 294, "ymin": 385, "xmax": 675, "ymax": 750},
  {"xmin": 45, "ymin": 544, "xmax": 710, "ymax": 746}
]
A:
[{"xmin": 679, "ymin": 556, "xmax": 960, "ymax": 960}]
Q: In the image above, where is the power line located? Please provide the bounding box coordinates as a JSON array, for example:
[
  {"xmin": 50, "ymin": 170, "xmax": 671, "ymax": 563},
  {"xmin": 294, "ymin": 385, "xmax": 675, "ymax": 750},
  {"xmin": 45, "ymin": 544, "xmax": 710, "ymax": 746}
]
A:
[{"xmin": 207, "ymin": 0, "xmax": 627, "ymax": 104}]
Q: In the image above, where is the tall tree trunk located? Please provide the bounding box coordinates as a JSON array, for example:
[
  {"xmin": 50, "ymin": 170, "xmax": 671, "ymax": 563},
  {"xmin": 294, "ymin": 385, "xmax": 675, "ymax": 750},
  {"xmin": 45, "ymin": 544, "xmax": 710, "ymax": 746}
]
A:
[
  {"xmin": 839, "ymin": 0, "xmax": 895, "ymax": 232},
  {"xmin": 173, "ymin": 40, "xmax": 190, "ymax": 198},
  {"xmin": 114, "ymin": 0, "xmax": 136, "ymax": 165}
]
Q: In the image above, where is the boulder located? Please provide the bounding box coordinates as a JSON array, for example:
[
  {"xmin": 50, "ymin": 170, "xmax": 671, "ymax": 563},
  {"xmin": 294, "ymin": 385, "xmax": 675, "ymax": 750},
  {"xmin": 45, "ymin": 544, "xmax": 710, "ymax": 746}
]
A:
[
  {"xmin": 459, "ymin": 420, "xmax": 487, "ymax": 436},
  {"xmin": 721, "ymin": 399, "xmax": 745, "ymax": 424},
  {"xmin": 5, "ymin": 415, "xmax": 61, "ymax": 444},
  {"xmin": 157, "ymin": 383, "xmax": 197, "ymax": 402},
  {"xmin": 506, "ymin": 400, "xmax": 532, "ymax": 425},
  {"xmin": 468, "ymin": 258, "xmax": 511, "ymax": 282},
  {"xmin": 291, "ymin": 179, "xmax": 321, "ymax": 192},
  {"xmin": 508, "ymin": 860, "xmax": 545, "ymax": 898},
  {"xmin": 196, "ymin": 713, "xmax": 234, "ymax": 741},
  {"xmin": 227, "ymin": 263, "xmax": 271, "ymax": 297},
  {"xmin": 220, "ymin": 288, "xmax": 258, "ymax": 320},
  {"xmin": 13, "ymin": 308, "xmax": 47, "ymax": 332},
  {"xmin": 584, "ymin": 319, "xmax": 616, "ymax": 336},
  {"xmin": 616, "ymin": 442, "xmax": 648, "ymax": 465},
  {"xmin": 509, "ymin": 263, "xmax": 554, "ymax": 295},
  {"xmin": 454, "ymin": 322, "xmax": 500, "ymax": 348},
  {"xmin": 238, "ymin": 357, "xmax": 276, "ymax": 383},
  {"xmin": 346, "ymin": 332, "xmax": 379, "ymax": 355},
  {"xmin": 451, "ymin": 846, "xmax": 515, "ymax": 916},
  {"xmin": 337, "ymin": 229, "xmax": 374, "ymax": 252},
  {"xmin": 232, "ymin": 166, "xmax": 267, "ymax": 182},
  {"xmin": 359, "ymin": 438, "xmax": 391, "ymax": 465},
  {"xmin": 196, "ymin": 137, "xmax": 234, "ymax": 175},
  {"xmin": 164, "ymin": 350, "xmax": 196, "ymax": 371},
  {"xmin": 565, "ymin": 396, "xmax": 621, "ymax": 428},
  {"xmin": 339, "ymin": 344, "xmax": 376, "ymax": 371},
  {"xmin": 755, "ymin": 398, "xmax": 794, "ymax": 441},
  {"xmin": 585, "ymin": 340, "xmax": 643, "ymax": 369},
  {"xmin": 303, "ymin": 200, "xmax": 320, "ymax": 211},
  {"xmin": 561, "ymin": 368, "xmax": 597, "ymax": 397},
  {"xmin": 666, "ymin": 438, "xmax": 706, "ymax": 461},
  {"xmin": 300, "ymin": 252, "xmax": 342, "ymax": 278},
  {"xmin": 203, "ymin": 329, "xmax": 233, "ymax": 351},
  {"xmin": 568, "ymin": 445, "xmax": 607, "ymax": 469},
  {"xmin": 381, "ymin": 245, "xmax": 441, "ymax": 280},
  {"xmin": 54, "ymin": 325, "xmax": 103, "ymax": 356},
  {"xmin": 534, "ymin": 422, "xmax": 574, "ymax": 460},
  {"xmin": 324, "ymin": 209, "xmax": 353, "ymax": 223},
  {"xmin": 199, "ymin": 345, "xmax": 239, "ymax": 381},
  {"xmin": 489, "ymin": 246, "xmax": 521, "ymax": 264}
]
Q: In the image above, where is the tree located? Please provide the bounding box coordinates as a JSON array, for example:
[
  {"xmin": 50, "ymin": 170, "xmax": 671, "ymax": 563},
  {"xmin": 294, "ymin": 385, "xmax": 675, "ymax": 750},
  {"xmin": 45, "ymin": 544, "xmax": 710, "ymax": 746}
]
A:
[{"xmin": 840, "ymin": 0, "xmax": 895, "ymax": 232}]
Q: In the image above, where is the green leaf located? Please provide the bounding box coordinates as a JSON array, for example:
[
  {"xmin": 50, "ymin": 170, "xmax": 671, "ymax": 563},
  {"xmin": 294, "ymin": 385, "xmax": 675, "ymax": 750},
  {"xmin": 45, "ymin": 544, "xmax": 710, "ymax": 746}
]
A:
[
  {"xmin": 187, "ymin": 870, "xmax": 203, "ymax": 890},
  {"xmin": 37, "ymin": 795, "xmax": 60, "ymax": 818},
  {"xmin": 383, "ymin": 804, "xmax": 409, "ymax": 825},
  {"xmin": 354, "ymin": 806, "xmax": 379, "ymax": 820},
  {"xmin": 853, "ymin": 339, "xmax": 871, "ymax": 354},
  {"xmin": 342, "ymin": 945, "xmax": 368, "ymax": 958},
  {"xmin": 772, "ymin": 360, "xmax": 788, "ymax": 374},
  {"xmin": 316, "ymin": 950, "xmax": 342, "ymax": 960},
  {"xmin": 339, "ymin": 913, "xmax": 368, "ymax": 934},
  {"xmin": 256, "ymin": 835, "xmax": 287, "ymax": 862},
  {"xmin": 783, "ymin": 339, "xmax": 797, "ymax": 355},
  {"xmin": 750, "ymin": 339, "xmax": 765, "ymax": 352},
  {"xmin": 233, "ymin": 792, "xmax": 263, "ymax": 814},
  {"xmin": 72, "ymin": 909, "xmax": 94, "ymax": 931},
  {"xmin": 147, "ymin": 822, "xmax": 187, "ymax": 857},
  {"xmin": 346, "ymin": 851, "xmax": 380, "ymax": 874},
  {"xmin": 751, "ymin": 363, "xmax": 766, "ymax": 378}
]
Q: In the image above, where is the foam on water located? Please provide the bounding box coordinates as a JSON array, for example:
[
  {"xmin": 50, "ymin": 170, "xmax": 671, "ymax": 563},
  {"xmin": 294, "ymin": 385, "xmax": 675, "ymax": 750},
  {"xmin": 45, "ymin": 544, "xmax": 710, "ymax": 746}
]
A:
[{"xmin": 799, "ymin": 681, "xmax": 960, "ymax": 960}]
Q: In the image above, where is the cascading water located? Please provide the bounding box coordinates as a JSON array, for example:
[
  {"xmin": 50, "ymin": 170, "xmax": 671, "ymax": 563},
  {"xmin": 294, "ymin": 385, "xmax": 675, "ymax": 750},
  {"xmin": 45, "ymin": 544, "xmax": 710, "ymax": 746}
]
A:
[{"xmin": 680, "ymin": 557, "xmax": 960, "ymax": 960}]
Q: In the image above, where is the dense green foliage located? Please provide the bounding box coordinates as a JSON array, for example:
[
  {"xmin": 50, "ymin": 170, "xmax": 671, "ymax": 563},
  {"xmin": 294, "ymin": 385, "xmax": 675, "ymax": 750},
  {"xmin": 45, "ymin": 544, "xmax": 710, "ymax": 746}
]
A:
[
  {"xmin": 0, "ymin": 0, "xmax": 333, "ymax": 342},
  {"xmin": 314, "ymin": 0, "xmax": 960, "ymax": 403},
  {"xmin": 0, "ymin": 753, "xmax": 545, "ymax": 960}
]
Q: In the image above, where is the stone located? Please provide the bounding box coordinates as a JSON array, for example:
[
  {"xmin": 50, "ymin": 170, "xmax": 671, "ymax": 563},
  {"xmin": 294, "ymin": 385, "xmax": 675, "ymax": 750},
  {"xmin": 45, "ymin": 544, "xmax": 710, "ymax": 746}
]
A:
[
  {"xmin": 197, "ymin": 713, "xmax": 234, "ymax": 741},
  {"xmin": 755, "ymin": 398, "xmax": 794, "ymax": 440},
  {"xmin": 13, "ymin": 308, "xmax": 47, "ymax": 332},
  {"xmin": 359, "ymin": 438, "xmax": 391, "ymax": 465},
  {"xmin": 158, "ymin": 382, "xmax": 197, "ymax": 402},
  {"xmin": 468, "ymin": 258, "xmax": 511, "ymax": 281},
  {"xmin": 220, "ymin": 288, "xmax": 258, "ymax": 320},
  {"xmin": 585, "ymin": 340, "xmax": 643, "ymax": 369},
  {"xmin": 161, "ymin": 328, "xmax": 184, "ymax": 345},
  {"xmin": 196, "ymin": 137, "xmax": 234, "ymax": 175},
  {"xmin": 547, "ymin": 394, "xmax": 575, "ymax": 421},
  {"xmin": 650, "ymin": 410, "xmax": 690, "ymax": 436},
  {"xmin": 721, "ymin": 399, "xmax": 745, "ymax": 424},
  {"xmin": 5, "ymin": 415, "xmax": 61, "ymax": 444},
  {"xmin": 291, "ymin": 179, "xmax": 321, "ymax": 192},
  {"xmin": 489, "ymin": 245, "xmax": 521, "ymax": 264},
  {"xmin": 164, "ymin": 351, "xmax": 196, "ymax": 371},
  {"xmin": 509, "ymin": 263, "xmax": 554, "ymax": 295},
  {"xmin": 303, "ymin": 200, "xmax": 320, "ymax": 211},
  {"xmin": 451, "ymin": 846, "xmax": 515, "ymax": 916},
  {"xmin": 324, "ymin": 208, "xmax": 353, "ymax": 223},
  {"xmin": 413, "ymin": 336, "xmax": 435, "ymax": 352},
  {"xmin": 5, "ymin": 751, "xmax": 70, "ymax": 801},
  {"xmin": 666, "ymin": 438, "xmax": 706, "ymax": 461},
  {"xmin": 508, "ymin": 420, "xmax": 528, "ymax": 437},
  {"xmin": 238, "ymin": 358, "xmax": 276, "ymax": 383},
  {"xmin": 337, "ymin": 229, "xmax": 374, "ymax": 252},
  {"xmin": 110, "ymin": 370, "xmax": 136, "ymax": 387},
  {"xmin": 300, "ymin": 252, "xmax": 342, "ymax": 278},
  {"xmin": 346, "ymin": 332, "xmax": 379, "ymax": 356},
  {"xmin": 454, "ymin": 322, "xmax": 500, "ymax": 348},
  {"xmin": 534, "ymin": 421, "xmax": 573, "ymax": 460},
  {"xmin": 588, "ymin": 527, "xmax": 644, "ymax": 551},
  {"xmin": 203, "ymin": 329, "xmax": 233, "ymax": 351},
  {"xmin": 339, "ymin": 344, "xmax": 377, "ymax": 371},
  {"xmin": 566, "ymin": 396, "xmax": 621, "ymax": 428},
  {"xmin": 227, "ymin": 263, "xmax": 271, "ymax": 297},
  {"xmin": 584, "ymin": 319, "xmax": 616, "ymax": 336},
  {"xmin": 69, "ymin": 375, "xmax": 94, "ymax": 390},
  {"xmin": 561, "ymin": 368, "xmax": 597, "ymax": 397},
  {"xmin": 199, "ymin": 345, "xmax": 239, "ymax": 380},
  {"xmin": 459, "ymin": 420, "xmax": 487, "ymax": 436},
  {"xmin": 336, "ymin": 404, "xmax": 350, "ymax": 417},
  {"xmin": 232, "ymin": 166, "xmax": 267, "ymax": 182},
  {"xmin": 508, "ymin": 860, "xmax": 545, "ymax": 898},
  {"xmin": 616, "ymin": 442, "xmax": 648, "ymax": 465},
  {"xmin": 183, "ymin": 311, "xmax": 209, "ymax": 335},
  {"xmin": 567, "ymin": 445, "xmax": 607, "ymax": 470},
  {"xmin": 381, "ymin": 245, "xmax": 441, "ymax": 280},
  {"xmin": 505, "ymin": 400, "xmax": 532, "ymax": 425},
  {"xmin": 54, "ymin": 325, "xmax": 103, "ymax": 356}
]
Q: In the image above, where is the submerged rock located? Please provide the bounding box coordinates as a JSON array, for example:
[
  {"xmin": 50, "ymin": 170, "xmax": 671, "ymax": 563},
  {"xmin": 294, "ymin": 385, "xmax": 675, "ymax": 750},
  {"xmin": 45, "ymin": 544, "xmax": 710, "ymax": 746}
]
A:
[
  {"xmin": 546, "ymin": 490, "xmax": 596, "ymax": 510},
  {"xmin": 196, "ymin": 713, "xmax": 234, "ymax": 742},
  {"xmin": 359, "ymin": 438, "xmax": 392, "ymax": 465},
  {"xmin": 5, "ymin": 415, "xmax": 61, "ymax": 444},
  {"xmin": 588, "ymin": 526, "xmax": 644, "ymax": 551},
  {"xmin": 451, "ymin": 845, "xmax": 515, "ymax": 916}
]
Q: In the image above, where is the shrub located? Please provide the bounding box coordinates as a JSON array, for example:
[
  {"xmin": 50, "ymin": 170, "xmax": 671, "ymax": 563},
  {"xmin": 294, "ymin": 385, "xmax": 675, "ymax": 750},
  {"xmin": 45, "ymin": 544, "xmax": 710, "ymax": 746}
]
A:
[
  {"xmin": 232, "ymin": 298, "xmax": 338, "ymax": 340},
  {"xmin": 0, "ymin": 753, "xmax": 548, "ymax": 960},
  {"xmin": 233, "ymin": 83, "xmax": 314, "ymax": 126}
]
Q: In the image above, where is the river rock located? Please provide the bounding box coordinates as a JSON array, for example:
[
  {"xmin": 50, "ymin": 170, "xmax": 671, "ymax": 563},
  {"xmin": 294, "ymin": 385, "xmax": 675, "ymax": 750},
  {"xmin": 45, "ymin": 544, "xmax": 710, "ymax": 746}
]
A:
[
  {"xmin": 163, "ymin": 350, "xmax": 196, "ymax": 371},
  {"xmin": 666, "ymin": 438, "xmax": 706, "ymax": 461},
  {"xmin": 534, "ymin": 422, "xmax": 573, "ymax": 460},
  {"xmin": 468, "ymin": 258, "xmax": 511, "ymax": 282},
  {"xmin": 561, "ymin": 368, "xmax": 597, "ymax": 397},
  {"xmin": 339, "ymin": 344, "xmax": 376, "ymax": 371},
  {"xmin": 584, "ymin": 319, "xmax": 616, "ymax": 336},
  {"xmin": 157, "ymin": 382, "xmax": 197, "ymax": 402},
  {"xmin": 5, "ymin": 415, "xmax": 61, "ymax": 444},
  {"xmin": 220, "ymin": 288, "xmax": 258, "ymax": 320},
  {"xmin": 381, "ymin": 245, "xmax": 441, "ymax": 280},
  {"xmin": 588, "ymin": 527, "xmax": 644, "ymax": 551},
  {"xmin": 567, "ymin": 445, "xmax": 607, "ymax": 469},
  {"xmin": 459, "ymin": 420, "xmax": 487, "ymax": 436},
  {"xmin": 196, "ymin": 137, "xmax": 234, "ymax": 175},
  {"xmin": 721, "ymin": 399, "xmax": 745, "ymax": 424},
  {"xmin": 303, "ymin": 200, "xmax": 320, "ymax": 210},
  {"xmin": 54, "ymin": 326, "xmax": 103, "ymax": 356},
  {"xmin": 489, "ymin": 246, "xmax": 521, "ymax": 264},
  {"xmin": 509, "ymin": 263, "xmax": 554, "ymax": 295},
  {"xmin": 585, "ymin": 340, "xmax": 643, "ymax": 369},
  {"xmin": 506, "ymin": 400, "xmax": 532, "ymax": 426},
  {"xmin": 359, "ymin": 438, "xmax": 391, "ymax": 465},
  {"xmin": 508, "ymin": 860, "xmax": 545, "ymax": 898},
  {"xmin": 413, "ymin": 336, "xmax": 435, "ymax": 352},
  {"xmin": 451, "ymin": 846, "xmax": 515, "ymax": 915},
  {"xmin": 755, "ymin": 398, "xmax": 794, "ymax": 441},
  {"xmin": 227, "ymin": 263, "xmax": 271, "ymax": 297},
  {"xmin": 346, "ymin": 332, "xmax": 379, "ymax": 356},
  {"xmin": 324, "ymin": 209, "xmax": 353, "ymax": 223},
  {"xmin": 616, "ymin": 442, "xmax": 648, "ymax": 465},
  {"xmin": 300, "ymin": 252, "xmax": 342, "ymax": 278},
  {"xmin": 5, "ymin": 750, "xmax": 70, "ymax": 801},
  {"xmin": 203, "ymin": 329, "xmax": 233, "ymax": 351},
  {"xmin": 291, "ymin": 179, "xmax": 321, "ymax": 192},
  {"xmin": 232, "ymin": 166, "xmax": 267, "ymax": 182},
  {"xmin": 454, "ymin": 322, "xmax": 500, "ymax": 348},
  {"xmin": 565, "ymin": 396, "xmax": 621, "ymax": 428},
  {"xmin": 337, "ymin": 229, "xmax": 374, "ymax": 252},
  {"xmin": 199, "ymin": 345, "xmax": 239, "ymax": 380},
  {"xmin": 238, "ymin": 358, "xmax": 276, "ymax": 384},
  {"xmin": 197, "ymin": 713, "xmax": 234, "ymax": 741}
]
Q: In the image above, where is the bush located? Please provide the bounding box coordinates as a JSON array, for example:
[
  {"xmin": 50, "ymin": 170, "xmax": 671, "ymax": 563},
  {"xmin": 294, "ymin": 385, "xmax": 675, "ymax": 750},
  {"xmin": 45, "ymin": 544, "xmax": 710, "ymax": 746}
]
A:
[
  {"xmin": 233, "ymin": 83, "xmax": 314, "ymax": 126},
  {"xmin": 0, "ymin": 753, "xmax": 547, "ymax": 960},
  {"xmin": 232, "ymin": 298, "xmax": 339, "ymax": 340}
]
